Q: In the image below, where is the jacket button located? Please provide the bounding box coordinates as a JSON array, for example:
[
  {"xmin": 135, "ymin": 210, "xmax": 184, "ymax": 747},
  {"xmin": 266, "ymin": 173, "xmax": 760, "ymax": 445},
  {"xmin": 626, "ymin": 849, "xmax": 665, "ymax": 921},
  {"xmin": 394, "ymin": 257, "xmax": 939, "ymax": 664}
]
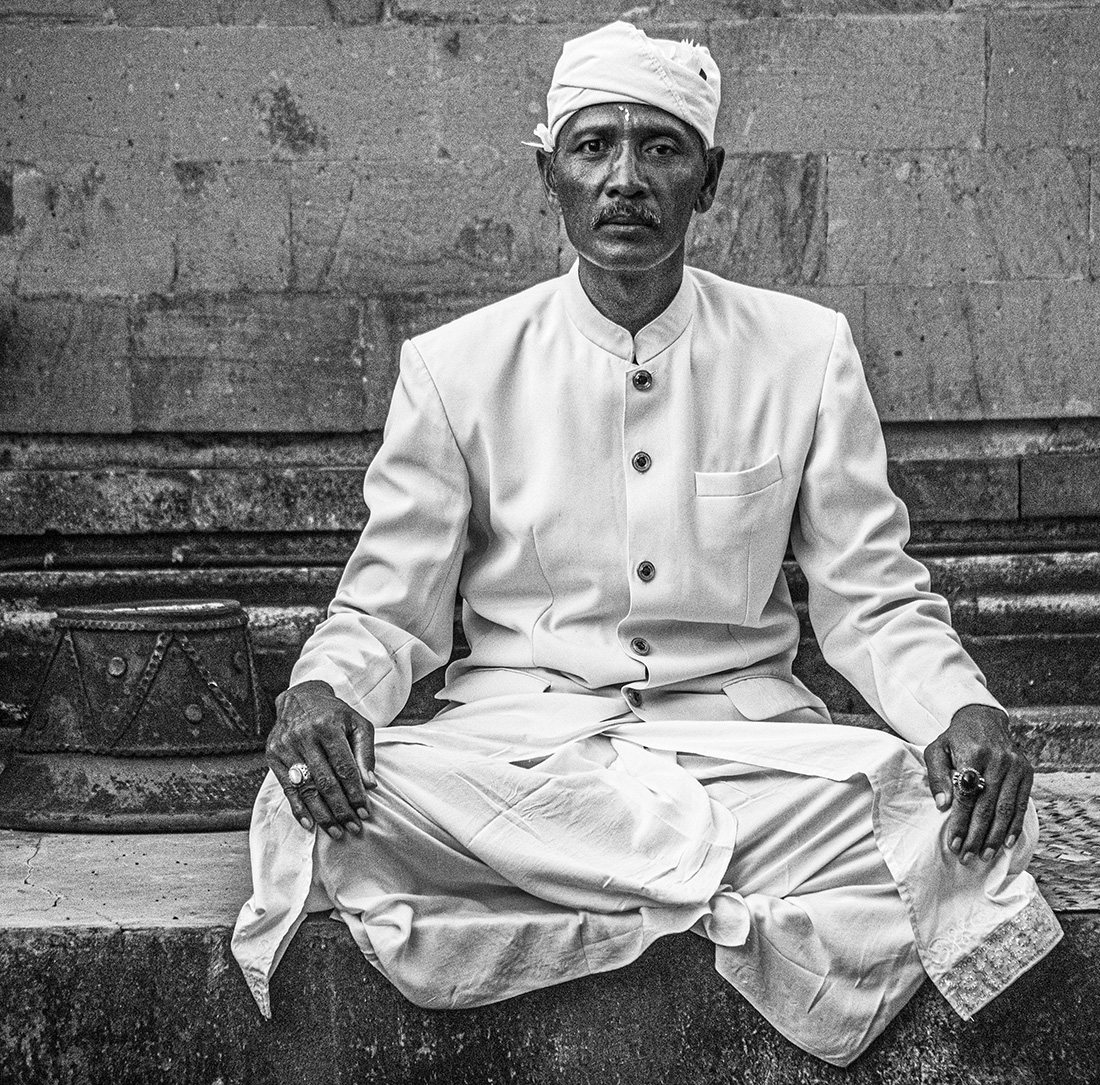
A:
[
  {"xmin": 636, "ymin": 560, "xmax": 656, "ymax": 582},
  {"xmin": 625, "ymin": 688, "xmax": 642, "ymax": 707},
  {"xmin": 631, "ymin": 451, "xmax": 651, "ymax": 473},
  {"xmin": 630, "ymin": 637, "xmax": 650, "ymax": 655},
  {"xmin": 632, "ymin": 369, "xmax": 653, "ymax": 391}
]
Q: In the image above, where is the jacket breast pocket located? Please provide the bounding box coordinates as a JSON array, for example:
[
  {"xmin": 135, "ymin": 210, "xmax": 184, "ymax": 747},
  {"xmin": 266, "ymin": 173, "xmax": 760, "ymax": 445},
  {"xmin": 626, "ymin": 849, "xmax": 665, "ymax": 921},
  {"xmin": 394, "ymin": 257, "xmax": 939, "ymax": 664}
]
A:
[
  {"xmin": 687, "ymin": 454, "xmax": 787, "ymax": 627},
  {"xmin": 695, "ymin": 454, "xmax": 783, "ymax": 498},
  {"xmin": 722, "ymin": 675, "xmax": 829, "ymax": 723}
]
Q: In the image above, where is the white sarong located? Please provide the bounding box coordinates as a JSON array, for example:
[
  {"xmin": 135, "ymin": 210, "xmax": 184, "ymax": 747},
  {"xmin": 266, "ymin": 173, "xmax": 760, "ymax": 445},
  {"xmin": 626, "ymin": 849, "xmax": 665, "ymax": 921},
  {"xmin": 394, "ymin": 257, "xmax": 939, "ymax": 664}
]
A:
[{"xmin": 232, "ymin": 695, "xmax": 1062, "ymax": 1066}]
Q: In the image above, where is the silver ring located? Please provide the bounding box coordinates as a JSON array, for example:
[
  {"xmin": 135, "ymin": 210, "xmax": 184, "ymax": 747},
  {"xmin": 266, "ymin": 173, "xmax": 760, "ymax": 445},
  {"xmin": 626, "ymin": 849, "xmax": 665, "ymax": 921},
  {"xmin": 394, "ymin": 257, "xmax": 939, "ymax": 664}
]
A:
[
  {"xmin": 951, "ymin": 767, "xmax": 986, "ymax": 799},
  {"xmin": 287, "ymin": 762, "xmax": 312, "ymax": 787}
]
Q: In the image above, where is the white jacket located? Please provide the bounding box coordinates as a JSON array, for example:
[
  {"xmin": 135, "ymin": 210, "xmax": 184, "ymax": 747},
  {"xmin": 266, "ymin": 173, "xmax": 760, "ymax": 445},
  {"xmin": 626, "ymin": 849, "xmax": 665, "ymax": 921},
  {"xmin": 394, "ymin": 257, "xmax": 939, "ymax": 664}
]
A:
[{"xmin": 291, "ymin": 263, "xmax": 1002, "ymax": 746}]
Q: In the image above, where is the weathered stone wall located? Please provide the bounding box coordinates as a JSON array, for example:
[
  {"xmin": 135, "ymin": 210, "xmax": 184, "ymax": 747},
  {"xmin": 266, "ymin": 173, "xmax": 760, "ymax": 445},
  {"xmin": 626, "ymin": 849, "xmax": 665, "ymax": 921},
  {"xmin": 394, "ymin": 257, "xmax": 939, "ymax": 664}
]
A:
[
  {"xmin": 2, "ymin": 0, "xmax": 1100, "ymax": 527},
  {"xmin": 1, "ymin": 1, "xmax": 1099, "ymax": 724}
]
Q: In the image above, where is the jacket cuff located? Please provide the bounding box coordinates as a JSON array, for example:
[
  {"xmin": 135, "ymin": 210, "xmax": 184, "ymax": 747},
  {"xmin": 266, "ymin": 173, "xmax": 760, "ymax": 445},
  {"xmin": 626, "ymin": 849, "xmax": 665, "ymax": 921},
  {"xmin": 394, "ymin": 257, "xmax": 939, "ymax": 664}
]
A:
[
  {"xmin": 286, "ymin": 658, "xmax": 394, "ymax": 727},
  {"xmin": 919, "ymin": 683, "xmax": 1006, "ymax": 744}
]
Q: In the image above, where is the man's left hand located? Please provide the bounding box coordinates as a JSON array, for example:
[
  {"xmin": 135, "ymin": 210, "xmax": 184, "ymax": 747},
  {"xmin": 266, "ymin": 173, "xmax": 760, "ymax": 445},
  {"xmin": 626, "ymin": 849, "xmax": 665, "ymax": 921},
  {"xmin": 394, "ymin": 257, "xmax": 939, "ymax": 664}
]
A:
[{"xmin": 924, "ymin": 704, "xmax": 1033, "ymax": 865}]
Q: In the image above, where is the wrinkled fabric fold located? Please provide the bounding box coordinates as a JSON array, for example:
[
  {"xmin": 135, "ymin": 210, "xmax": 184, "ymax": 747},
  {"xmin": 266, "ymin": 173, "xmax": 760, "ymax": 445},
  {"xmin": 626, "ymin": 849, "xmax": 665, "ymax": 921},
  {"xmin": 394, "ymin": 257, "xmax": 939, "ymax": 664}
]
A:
[{"xmin": 233, "ymin": 699, "xmax": 1060, "ymax": 1066}]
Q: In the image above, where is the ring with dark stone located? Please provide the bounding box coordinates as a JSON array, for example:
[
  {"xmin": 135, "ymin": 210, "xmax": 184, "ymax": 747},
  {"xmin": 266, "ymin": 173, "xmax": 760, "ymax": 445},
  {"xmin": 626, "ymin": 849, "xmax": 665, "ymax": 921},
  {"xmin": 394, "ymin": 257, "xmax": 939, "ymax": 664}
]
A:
[{"xmin": 951, "ymin": 767, "xmax": 986, "ymax": 799}]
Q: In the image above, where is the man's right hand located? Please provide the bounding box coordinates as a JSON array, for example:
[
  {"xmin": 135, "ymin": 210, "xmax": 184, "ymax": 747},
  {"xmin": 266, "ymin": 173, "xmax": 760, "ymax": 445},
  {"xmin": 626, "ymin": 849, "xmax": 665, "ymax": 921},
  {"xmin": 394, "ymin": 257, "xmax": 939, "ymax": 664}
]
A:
[{"xmin": 265, "ymin": 680, "xmax": 377, "ymax": 839}]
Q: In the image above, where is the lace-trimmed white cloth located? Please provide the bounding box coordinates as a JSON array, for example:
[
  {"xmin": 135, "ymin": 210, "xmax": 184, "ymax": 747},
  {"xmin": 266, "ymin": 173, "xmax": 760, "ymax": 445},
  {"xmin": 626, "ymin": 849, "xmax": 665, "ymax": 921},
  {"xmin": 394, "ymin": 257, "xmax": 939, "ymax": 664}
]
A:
[{"xmin": 232, "ymin": 697, "xmax": 1061, "ymax": 1067}]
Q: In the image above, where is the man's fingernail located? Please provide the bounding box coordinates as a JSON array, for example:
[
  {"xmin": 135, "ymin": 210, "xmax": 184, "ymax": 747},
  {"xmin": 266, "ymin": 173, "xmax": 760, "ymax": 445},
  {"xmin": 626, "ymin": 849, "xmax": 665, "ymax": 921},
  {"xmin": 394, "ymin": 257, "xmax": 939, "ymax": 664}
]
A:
[
  {"xmin": 934, "ymin": 792, "xmax": 948, "ymax": 809},
  {"xmin": 981, "ymin": 848, "xmax": 995, "ymax": 862},
  {"xmin": 950, "ymin": 836, "xmax": 962, "ymax": 853},
  {"xmin": 961, "ymin": 851, "xmax": 973, "ymax": 866},
  {"xmin": 346, "ymin": 821, "xmax": 361, "ymax": 835},
  {"xmin": 356, "ymin": 807, "xmax": 370, "ymax": 820},
  {"xmin": 327, "ymin": 826, "xmax": 343, "ymax": 840},
  {"xmin": 1005, "ymin": 834, "xmax": 1017, "ymax": 848},
  {"xmin": 365, "ymin": 771, "xmax": 377, "ymax": 788},
  {"xmin": 299, "ymin": 818, "xmax": 313, "ymax": 832}
]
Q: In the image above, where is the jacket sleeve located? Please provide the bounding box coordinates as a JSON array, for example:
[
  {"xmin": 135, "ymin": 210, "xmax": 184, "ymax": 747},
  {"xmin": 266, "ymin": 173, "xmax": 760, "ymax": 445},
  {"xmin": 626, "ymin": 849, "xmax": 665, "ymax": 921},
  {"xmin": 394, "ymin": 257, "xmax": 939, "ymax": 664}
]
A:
[
  {"xmin": 789, "ymin": 312, "xmax": 1003, "ymax": 746},
  {"xmin": 288, "ymin": 339, "xmax": 471, "ymax": 726}
]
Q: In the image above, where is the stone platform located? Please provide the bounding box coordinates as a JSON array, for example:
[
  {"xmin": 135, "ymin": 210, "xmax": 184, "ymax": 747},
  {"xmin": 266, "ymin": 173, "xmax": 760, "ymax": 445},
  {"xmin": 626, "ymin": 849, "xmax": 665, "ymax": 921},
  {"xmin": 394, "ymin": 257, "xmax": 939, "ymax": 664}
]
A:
[{"xmin": 2, "ymin": 774, "xmax": 1098, "ymax": 1085}]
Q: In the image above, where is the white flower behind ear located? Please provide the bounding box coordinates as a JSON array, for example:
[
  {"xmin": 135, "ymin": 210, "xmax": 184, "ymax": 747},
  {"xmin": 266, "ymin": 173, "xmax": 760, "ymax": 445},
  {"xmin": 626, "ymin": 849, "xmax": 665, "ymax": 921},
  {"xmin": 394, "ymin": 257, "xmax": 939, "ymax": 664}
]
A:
[{"xmin": 523, "ymin": 123, "xmax": 556, "ymax": 152}]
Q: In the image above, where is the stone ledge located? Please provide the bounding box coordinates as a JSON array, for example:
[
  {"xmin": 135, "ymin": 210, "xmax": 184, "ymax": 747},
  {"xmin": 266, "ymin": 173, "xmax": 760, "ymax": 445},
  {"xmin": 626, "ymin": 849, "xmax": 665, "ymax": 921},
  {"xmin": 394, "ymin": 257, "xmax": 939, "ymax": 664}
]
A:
[
  {"xmin": 0, "ymin": 789, "xmax": 1097, "ymax": 1085},
  {"xmin": 0, "ymin": 917, "xmax": 1096, "ymax": 1085}
]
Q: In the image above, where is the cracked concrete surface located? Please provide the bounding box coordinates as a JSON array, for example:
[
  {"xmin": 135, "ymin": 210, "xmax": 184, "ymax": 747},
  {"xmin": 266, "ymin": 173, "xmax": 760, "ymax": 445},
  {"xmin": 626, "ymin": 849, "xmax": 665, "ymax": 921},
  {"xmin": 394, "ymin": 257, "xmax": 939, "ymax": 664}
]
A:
[{"xmin": 0, "ymin": 829, "xmax": 252, "ymax": 928}]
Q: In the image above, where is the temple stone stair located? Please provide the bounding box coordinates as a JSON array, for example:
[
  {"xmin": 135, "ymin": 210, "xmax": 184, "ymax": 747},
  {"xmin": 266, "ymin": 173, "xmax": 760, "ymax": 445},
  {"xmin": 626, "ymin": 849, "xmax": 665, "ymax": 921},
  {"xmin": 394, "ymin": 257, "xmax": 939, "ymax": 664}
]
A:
[{"xmin": 1, "ymin": 551, "xmax": 1098, "ymax": 1083}]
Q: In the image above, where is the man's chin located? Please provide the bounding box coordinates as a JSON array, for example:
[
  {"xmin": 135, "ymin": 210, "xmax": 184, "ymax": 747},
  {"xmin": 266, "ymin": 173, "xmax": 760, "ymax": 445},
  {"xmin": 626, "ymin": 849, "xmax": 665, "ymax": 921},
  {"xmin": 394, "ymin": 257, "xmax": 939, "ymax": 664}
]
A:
[{"xmin": 575, "ymin": 241, "xmax": 682, "ymax": 276}]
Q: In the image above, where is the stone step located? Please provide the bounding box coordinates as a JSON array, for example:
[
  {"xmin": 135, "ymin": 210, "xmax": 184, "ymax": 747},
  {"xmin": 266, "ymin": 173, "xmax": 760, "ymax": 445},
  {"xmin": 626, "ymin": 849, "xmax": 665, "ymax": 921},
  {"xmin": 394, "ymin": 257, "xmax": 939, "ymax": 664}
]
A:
[
  {"xmin": 1, "ymin": 771, "xmax": 1097, "ymax": 1085},
  {"xmin": 4, "ymin": 554, "xmax": 1100, "ymax": 745},
  {"xmin": 1, "ymin": 446, "xmax": 1098, "ymax": 539},
  {"xmin": 1, "ymin": 916, "xmax": 1096, "ymax": 1085}
]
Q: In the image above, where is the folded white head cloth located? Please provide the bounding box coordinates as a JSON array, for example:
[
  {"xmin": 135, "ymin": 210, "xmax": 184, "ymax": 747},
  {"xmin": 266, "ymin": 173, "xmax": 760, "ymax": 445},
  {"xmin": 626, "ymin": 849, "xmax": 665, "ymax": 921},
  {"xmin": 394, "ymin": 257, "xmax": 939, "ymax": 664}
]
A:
[{"xmin": 528, "ymin": 21, "xmax": 721, "ymax": 152}]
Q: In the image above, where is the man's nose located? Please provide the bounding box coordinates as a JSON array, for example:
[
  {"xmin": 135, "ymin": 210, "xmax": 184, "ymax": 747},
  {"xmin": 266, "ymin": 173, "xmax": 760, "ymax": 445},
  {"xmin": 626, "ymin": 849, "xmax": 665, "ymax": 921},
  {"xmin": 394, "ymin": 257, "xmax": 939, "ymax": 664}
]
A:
[{"xmin": 605, "ymin": 145, "xmax": 648, "ymax": 197}]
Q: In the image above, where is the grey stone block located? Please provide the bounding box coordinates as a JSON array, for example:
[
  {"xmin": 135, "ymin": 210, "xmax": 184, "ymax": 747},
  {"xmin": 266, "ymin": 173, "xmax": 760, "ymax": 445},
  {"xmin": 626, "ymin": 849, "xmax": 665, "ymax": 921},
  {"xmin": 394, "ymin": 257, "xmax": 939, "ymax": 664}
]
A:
[
  {"xmin": 166, "ymin": 26, "xmax": 435, "ymax": 162},
  {"xmin": 888, "ymin": 458, "xmax": 1019, "ymax": 523},
  {"xmin": 9, "ymin": 161, "xmax": 176, "ymax": 296},
  {"xmin": 988, "ymin": 9, "xmax": 1100, "ymax": 150},
  {"xmin": 709, "ymin": 15, "xmax": 984, "ymax": 153},
  {"xmin": 863, "ymin": 282, "xmax": 1100, "ymax": 421},
  {"xmin": 688, "ymin": 153, "xmax": 827, "ymax": 286},
  {"xmin": 1021, "ymin": 452, "xmax": 1100, "ymax": 518},
  {"xmin": 130, "ymin": 294, "xmax": 385, "ymax": 432},
  {"xmin": 0, "ymin": 467, "xmax": 370, "ymax": 534},
  {"xmin": 825, "ymin": 150, "xmax": 1090, "ymax": 286},
  {"xmin": 0, "ymin": 27, "xmax": 174, "ymax": 164},
  {"xmin": 168, "ymin": 160, "xmax": 291, "ymax": 293},
  {"xmin": 106, "ymin": 0, "xmax": 384, "ymax": 23},
  {"xmin": 3, "ymin": 154, "xmax": 290, "ymax": 296},
  {"xmin": 290, "ymin": 158, "xmax": 558, "ymax": 295},
  {"xmin": 0, "ymin": 297, "xmax": 131, "ymax": 433}
]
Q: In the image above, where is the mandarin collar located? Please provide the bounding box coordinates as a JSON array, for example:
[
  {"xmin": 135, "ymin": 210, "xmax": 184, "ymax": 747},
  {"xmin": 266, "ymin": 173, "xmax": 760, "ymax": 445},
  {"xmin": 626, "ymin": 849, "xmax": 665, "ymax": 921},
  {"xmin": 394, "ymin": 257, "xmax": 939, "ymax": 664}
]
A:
[{"xmin": 561, "ymin": 261, "xmax": 694, "ymax": 364}]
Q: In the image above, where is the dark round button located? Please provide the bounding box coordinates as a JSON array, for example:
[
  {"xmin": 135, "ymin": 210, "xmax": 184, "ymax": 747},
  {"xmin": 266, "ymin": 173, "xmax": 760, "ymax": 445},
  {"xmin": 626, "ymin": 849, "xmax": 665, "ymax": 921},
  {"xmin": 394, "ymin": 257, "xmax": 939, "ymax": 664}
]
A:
[
  {"xmin": 631, "ymin": 451, "xmax": 651, "ymax": 473},
  {"xmin": 625, "ymin": 689, "xmax": 642, "ymax": 707},
  {"xmin": 632, "ymin": 369, "xmax": 653, "ymax": 391},
  {"xmin": 630, "ymin": 637, "xmax": 650, "ymax": 656},
  {"xmin": 636, "ymin": 560, "xmax": 656, "ymax": 582},
  {"xmin": 106, "ymin": 656, "xmax": 127, "ymax": 678},
  {"xmin": 184, "ymin": 703, "xmax": 203, "ymax": 723}
]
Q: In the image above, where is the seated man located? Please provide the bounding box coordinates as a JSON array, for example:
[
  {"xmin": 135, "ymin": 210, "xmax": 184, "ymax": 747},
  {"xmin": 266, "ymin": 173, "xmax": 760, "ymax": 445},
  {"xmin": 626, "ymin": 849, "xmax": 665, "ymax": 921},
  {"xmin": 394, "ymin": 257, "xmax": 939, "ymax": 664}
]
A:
[{"xmin": 233, "ymin": 22, "xmax": 1061, "ymax": 1066}]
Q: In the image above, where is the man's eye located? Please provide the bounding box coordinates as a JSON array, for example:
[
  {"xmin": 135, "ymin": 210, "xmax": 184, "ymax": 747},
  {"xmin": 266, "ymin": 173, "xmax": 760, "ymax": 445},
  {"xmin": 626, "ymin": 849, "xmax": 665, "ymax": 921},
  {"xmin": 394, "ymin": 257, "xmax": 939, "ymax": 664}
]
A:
[
  {"xmin": 577, "ymin": 139, "xmax": 605, "ymax": 153},
  {"xmin": 648, "ymin": 143, "xmax": 678, "ymax": 156}
]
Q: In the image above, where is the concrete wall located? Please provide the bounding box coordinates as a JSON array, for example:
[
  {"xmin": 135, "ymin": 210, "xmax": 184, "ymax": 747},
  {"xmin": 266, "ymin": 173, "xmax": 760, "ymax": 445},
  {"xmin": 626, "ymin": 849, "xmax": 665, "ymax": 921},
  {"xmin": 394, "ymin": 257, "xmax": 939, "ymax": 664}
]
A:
[{"xmin": 1, "ymin": 0, "xmax": 1099, "ymax": 547}]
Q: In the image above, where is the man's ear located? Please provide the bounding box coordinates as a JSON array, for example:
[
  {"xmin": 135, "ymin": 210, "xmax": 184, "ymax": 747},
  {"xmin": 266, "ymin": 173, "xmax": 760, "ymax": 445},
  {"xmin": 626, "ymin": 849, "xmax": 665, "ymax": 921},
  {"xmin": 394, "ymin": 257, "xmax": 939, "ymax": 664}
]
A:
[
  {"xmin": 695, "ymin": 145, "xmax": 725, "ymax": 214},
  {"xmin": 536, "ymin": 149, "xmax": 560, "ymax": 211}
]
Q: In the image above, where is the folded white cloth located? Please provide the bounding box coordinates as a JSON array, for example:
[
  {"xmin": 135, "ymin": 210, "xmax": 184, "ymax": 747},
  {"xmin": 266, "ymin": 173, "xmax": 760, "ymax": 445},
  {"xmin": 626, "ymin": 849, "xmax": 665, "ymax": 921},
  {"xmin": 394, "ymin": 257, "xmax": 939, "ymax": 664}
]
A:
[
  {"xmin": 527, "ymin": 21, "xmax": 721, "ymax": 152},
  {"xmin": 232, "ymin": 696, "xmax": 1062, "ymax": 1066}
]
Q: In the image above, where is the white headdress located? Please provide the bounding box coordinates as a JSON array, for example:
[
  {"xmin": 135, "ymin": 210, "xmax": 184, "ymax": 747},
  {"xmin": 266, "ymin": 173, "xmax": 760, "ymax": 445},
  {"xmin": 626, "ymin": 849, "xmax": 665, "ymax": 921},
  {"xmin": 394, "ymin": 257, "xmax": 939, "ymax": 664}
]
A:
[{"xmin": 527, "ymin": 21, "xmax": 721, "ymax": 152}]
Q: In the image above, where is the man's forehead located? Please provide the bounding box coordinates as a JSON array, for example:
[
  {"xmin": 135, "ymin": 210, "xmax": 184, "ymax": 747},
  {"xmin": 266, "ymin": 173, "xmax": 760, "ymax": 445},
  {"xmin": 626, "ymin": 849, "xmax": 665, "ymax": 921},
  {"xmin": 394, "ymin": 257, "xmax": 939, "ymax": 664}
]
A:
[{"xmin": 560, "ymin": 102, "xmax": 695, "ymax": 139}]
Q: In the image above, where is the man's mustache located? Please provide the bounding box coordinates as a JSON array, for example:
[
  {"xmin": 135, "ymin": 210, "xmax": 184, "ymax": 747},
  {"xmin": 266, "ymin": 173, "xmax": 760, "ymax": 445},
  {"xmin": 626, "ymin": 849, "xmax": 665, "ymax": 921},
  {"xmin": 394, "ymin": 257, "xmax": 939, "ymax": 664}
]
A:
[{"xmin": 591, "ymin": 201, "xmax": 661, "ymax": 229}]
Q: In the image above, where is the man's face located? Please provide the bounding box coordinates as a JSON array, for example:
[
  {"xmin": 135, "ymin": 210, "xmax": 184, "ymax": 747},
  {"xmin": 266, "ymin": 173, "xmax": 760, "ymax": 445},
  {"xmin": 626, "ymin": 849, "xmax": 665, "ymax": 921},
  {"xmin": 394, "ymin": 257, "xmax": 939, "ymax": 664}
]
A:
[{"xmin": 538, "ymin": 102, "xmax": 723, "ymax": 276}]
